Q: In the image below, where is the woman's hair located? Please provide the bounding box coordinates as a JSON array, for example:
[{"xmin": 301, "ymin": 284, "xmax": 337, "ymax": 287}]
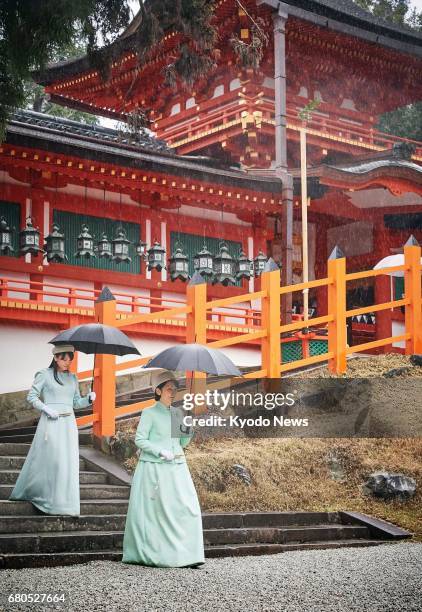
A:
[
  {"xmin": 48, "ymin": 352, "xmax": 74, "ymax": 385},
  {"xmin": 154, "ymin": 379, "xmax": 177, "ymax": 401}
]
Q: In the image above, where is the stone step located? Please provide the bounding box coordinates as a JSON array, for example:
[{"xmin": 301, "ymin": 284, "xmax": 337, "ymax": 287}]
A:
[
  {"xmin": 0, "ymin": 539, "xmax": 394, "ymax": 569},
  {"xmin": 0, "ymin": 514, "xmax": 127, "ymax": 533},
  {"xmin": 0, "ymin": 530, "xmax": 125, "ymax": 554},
  {"xmin": 203, "ymin": 524, "xmax": 370, "ymax": 546},
  {"xmin": 0, "ymin": 432, "xmax": 92, "ymax": 444},
  {"xmin": 0, "ymin": 456, "xmax": 86, "ymax": 470},
  {"xmin": 0, "ymin": 426, "xmax": 38, "ymax": 436},
  {"xmin": 0, "ymin": 499, "xmax": 129, "ymax": 516},
  {"xmin": 0, "ymin": 470, "xmax": 108, "ymax": 485},
  {"xmin": 0, "ymin": 443, "xmax": 31, "ymax": 456},
  {"xmin": 0, "ymin": 484, "xmax": 130, "ymax": 500},
  {"xmin": 202, "ymin": 511, "xmax": 341, "ymax": 529},
  {"xmin": 204, "ymin": 539, "xmax": 392, "ymax": 558}
]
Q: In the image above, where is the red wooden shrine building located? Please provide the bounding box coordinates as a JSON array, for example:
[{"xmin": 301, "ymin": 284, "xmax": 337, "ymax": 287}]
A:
[{"xmin": 0, "ymin": 0, "xmax": 421, "ymax": 394}]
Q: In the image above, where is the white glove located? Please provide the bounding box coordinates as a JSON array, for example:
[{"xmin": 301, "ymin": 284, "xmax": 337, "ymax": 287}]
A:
[
  {"xmin": 42, "ymin": 405, "xmax": 59, "ymax": 420},
  {"xmin": 88, "ymin": 391, "xmax": 96, "ymax": 402},
  {"xmin": 159, "ymin": 449, "xmax": 175, "ymax": 461}
]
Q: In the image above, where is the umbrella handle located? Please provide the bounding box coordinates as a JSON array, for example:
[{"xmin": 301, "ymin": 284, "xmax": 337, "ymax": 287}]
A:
[{"xmin": 91, "ymin": 353, "xmax": 96, "ymax": 395}]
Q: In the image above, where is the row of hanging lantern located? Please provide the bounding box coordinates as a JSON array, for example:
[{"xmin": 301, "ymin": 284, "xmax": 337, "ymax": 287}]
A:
[{"xmin": 0, "ymin": 215, "xmax": 271, "ymax": 283}]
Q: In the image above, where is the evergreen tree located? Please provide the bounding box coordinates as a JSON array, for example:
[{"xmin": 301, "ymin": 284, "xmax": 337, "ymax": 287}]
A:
[{"xmin": 355, "ymin": 0, "xmax": 422, "ymax": 141}]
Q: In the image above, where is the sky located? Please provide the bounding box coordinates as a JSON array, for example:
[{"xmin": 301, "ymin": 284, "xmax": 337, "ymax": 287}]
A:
[{"xmin": 410, "ymin": 0, "xmax": 422, "ymax": 10}]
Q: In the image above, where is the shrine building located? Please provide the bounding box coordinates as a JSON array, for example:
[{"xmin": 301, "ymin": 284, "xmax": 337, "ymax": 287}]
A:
[{"xmin": 0, "ymin": 0, "xmax": 421, "ymax": 394}]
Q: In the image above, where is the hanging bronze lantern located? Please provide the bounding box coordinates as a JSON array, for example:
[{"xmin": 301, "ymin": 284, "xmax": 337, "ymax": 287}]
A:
[
  {"xmin": 44, "ymin": 223, "xmax": 67, "ymax": 263},
  {"xmin": 97, "ymin": 232, "xmax": 112, "ymax": 259},
  {"xmin": 253, "ymin": 250, "xmax": 267, "ymax": 277},
  {"xmin": 135, "ymin": 239, "xmax": 148, "ymax": 259},
  {"xmin": 147, "ymin": 241, "xmax": 165, "ymax": 271},
  {"xmin": 236, "ymin": 250, "xmax": 251, "ymax": 281},
  {"xmin": 213, "ymin": 242, "xmax": 236, "ymax": 286},
  {"xmin": 75, "ymin": 224, "xmax": 96, "ymax": 259},
  {"xmin": 112, "ymin": 226, "xmax": 132, "ymax": 263},
  {"xmin": 193, "ymin": 244, "xmax": 214, "ymax": 279},
  {"xmin": 169, "ymin": 245, "xmax": 189, "ymax": 282},
  {"xmin": 19, "ymin": 217, "xmax": 42, "ymax": 256},
  {"xmin": 0, "ymin": 216, "xmax": 14, "ymax": 255}
]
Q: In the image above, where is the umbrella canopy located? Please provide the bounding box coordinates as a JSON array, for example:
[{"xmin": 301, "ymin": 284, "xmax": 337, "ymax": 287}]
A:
[
  {"xmin": 373, "ymin": 254, "xmax": 422, "ymax": 278},
  {"xmin": 49, "ymin": 323, "xmax": 140, "ymax": 356},
  {"xmin": 144, "ymin": 344, "xmax": 242, "ymax": 376}
]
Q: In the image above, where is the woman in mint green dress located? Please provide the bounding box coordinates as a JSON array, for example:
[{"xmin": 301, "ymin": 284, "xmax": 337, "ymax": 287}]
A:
[
  {"xmin": 122, "ymin": 370, "xmax": 205, "ymax": 568},
  {"xmin": 9, "ymin": 344, "xmax": 94, "ymax": 515}
]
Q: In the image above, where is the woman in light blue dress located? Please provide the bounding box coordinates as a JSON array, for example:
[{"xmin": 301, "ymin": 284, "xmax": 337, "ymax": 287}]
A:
[
  {"xmin": 122, "ymin": 370, "xmax": 205, "ymax": 568},
  {"xmin": 9, "ymin": 344, "xmax": 95, "ymax": 515}
]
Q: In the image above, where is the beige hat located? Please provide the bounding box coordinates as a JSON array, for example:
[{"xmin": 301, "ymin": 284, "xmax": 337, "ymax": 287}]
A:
[
  {"xmin": 151, "ymin": 369, "xmax": 177, "ymax": 391},
  {"xmin": 52, "ymin": 344, "xmax": 75, "ymax": 355}
]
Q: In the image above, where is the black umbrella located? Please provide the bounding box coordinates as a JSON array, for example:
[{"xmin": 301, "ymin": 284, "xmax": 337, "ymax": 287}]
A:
[
  {"xmin": 50, "ymin": 323, "xmax": 141, "ymax": 391},
  {"xmin": 144, "ymin": 343, "xmax": 241, "ymax": 376}
]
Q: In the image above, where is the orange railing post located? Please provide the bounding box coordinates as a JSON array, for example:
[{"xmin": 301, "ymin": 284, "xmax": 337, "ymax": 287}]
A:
[
  {"xmin": 93, "ymin": 287, "xmax": 117, "ymax": 439},
  {"xmin": 404, "ymin": 236, "xmax": 422, "ymax": 355},
  {"xmin": 261, "ymin": 269, "xmax": 281, "ymax": 378},
  {"xmin": 186, "ymin": 278, "xmax": 207, "ymax": 394},
  {"xmin": 327, "ymin": 246, "xmax": 347, "ymax": 374}
]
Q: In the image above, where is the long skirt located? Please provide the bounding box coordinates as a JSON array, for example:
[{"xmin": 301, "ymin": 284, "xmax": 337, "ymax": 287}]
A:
[
  {"xmin": 9, "ymin": 411, "xmax": 80, "ymax": 515},
  {"xmin": 122, "ymin": 460, "xmax": 205, "ymax": 567}
]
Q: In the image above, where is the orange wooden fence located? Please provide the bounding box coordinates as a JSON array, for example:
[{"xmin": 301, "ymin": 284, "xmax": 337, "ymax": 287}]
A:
[{"xmin": 74, "ymin": 242, "xmax": 421, "ymax": 438}]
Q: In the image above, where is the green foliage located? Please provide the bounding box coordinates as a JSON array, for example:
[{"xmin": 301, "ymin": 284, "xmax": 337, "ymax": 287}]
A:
[
  {"xmin": 298, "ymin": 99, "xmax": 321, "ymax": 123},
  {"xmin": 355, "ymin": 0, "xmax": 422, "ymax": 141},
  {"xmin": 230, "ymin": 17, "xmax": 269, "ymax": 71},
  {"xmin": 378, "ymin": 102, "xmax": 422, "ymax": 142},
  {"xmin": 0, "ymin": 0, "xmax": 131, "ymax": 140},
  {"xmin": 354, "ymin": 0, "xmax": 422, "ymax": 29}
]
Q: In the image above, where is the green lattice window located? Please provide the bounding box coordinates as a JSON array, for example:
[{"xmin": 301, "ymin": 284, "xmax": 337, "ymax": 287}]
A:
[
  {"xmin": 310, "ymin": 340, "xmax": 328, "ymax": 357},
  {"xmin": 394, "ymin": 277, "xmax": 404, "ymax": 300},
  {"xmin": 170, "ymin": 231, "xmax": 243, "ymax": 286},
  {"xmin": 0, "ymin": 201, "xmax": 21, "ymax": 258},
  {"xmin": 282, "ymin": 340, "xmax": 302, "ymax": 362},
  {"xmin": 53, "ymin": 210, "xmax": 141, "ymax": 273}
]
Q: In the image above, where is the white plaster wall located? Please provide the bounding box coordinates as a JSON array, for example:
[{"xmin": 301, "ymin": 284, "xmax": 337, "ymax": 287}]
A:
[
  {"xmin": 0, "ymin": 324, "xmax": 261, "ymax": 392},
  {"xmin": 43, "ymin": 276, "xmax": 94, "ymax": 307},
  {"xmin": 392, "ymin": 320, "xmax": 405, "ymax": 349},
  {"xmin": 0, "ymin": 324, "xmax": 58, "ymax": 393},
  {"xmin": 106, "ymin": 284, "xmax": 150, "ymax": 314},
  {"xmin": 0, "ymin": 271, "xmax": 30, "ymax": 300}
]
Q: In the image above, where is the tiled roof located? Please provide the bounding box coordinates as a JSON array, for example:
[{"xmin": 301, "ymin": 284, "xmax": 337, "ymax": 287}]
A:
[{"xmin": 10, "ymin": 109, "xmax": 170, "ymax": 154}]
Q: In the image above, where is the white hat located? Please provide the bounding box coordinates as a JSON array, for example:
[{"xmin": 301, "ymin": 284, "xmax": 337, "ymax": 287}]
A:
[
  {"xmin": 151, "ymin": 369, "xmax": 177, "ymax": 391},
  {"xmin": 52, "ymin": 344, "xmax": 75, "ymax": 355}
]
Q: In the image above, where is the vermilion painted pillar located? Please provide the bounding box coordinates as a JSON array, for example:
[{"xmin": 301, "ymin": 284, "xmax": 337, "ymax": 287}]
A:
[
  {"xmin": 374, "ymin": 274, "xmax": 391, "ymax": 352},
  {"xmin": 374, "ymin": 221, "xmax": 391, "ymax": 353}
]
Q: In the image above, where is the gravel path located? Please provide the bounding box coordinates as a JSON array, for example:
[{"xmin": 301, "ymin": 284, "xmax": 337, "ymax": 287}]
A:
[{"xmin": 2, "ymin": 543, "xmax": 421, "ymax": 612}]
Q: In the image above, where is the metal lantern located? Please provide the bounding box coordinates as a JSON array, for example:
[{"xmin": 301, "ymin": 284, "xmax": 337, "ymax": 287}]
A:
[
  {"xmin": 44, "ymin": 223, "xmax": 67, "ymax": 263},
  {"xmin": 0, "ymin": 216, "xmax": 14, "ymax": 255},
  {"xmin": 213, "ymin": 242, "xmax": 236, "ymax": 286},
  {"xmin": 147, "ymin": 241, "xmax": 165, "ymax": 271},
  {"xmin": 97, "ymin": 232, "xmax": 112, "ymax": 259},
  {"xmin": 135, "ymin": 239, "xmax": 148, "ymax": 259},
  {"xmin": 19, "ymin": 217, "xmax": 42, "ymax": 256},
  {"xmin": 193, "ymin": 244, "xmax": 214, "ymax": 279},
  {"xmin": 75, "ymin": 224, "xmax": 96, "ymax": 259},
  {"xmin": 253, "ymin": 250, "xmax": 267, "ymax": 277},
  {"xmin": 169, "ymin": 245, "xmax": 189, "ymax": 282},
  {"xmin": 236, "ymin": 250, "xmax": 251, "ymax": 281},
  {"xmin": 112, "ymin": 226, "xmax": 132, "ymax": 263}
]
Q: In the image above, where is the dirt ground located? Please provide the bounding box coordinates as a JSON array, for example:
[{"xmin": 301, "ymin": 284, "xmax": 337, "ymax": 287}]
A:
[{"xmin": 116, "ymin": 353, "xmax": 422, "ymax": 540}]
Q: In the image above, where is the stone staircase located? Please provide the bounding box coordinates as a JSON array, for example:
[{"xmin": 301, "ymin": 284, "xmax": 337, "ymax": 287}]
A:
[{"xmin": 0, "ymin": 441, "xmax": 411, "ymax": 569}]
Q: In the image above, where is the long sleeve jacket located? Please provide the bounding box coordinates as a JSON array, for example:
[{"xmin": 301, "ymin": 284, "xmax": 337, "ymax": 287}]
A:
[
  {"xmin": 27, "ymin": 368, "xmax": 91, "ymax": 414},
  {"xmin": 135, "ymin": 401, "xmax": 194, "ymax": 463}
]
